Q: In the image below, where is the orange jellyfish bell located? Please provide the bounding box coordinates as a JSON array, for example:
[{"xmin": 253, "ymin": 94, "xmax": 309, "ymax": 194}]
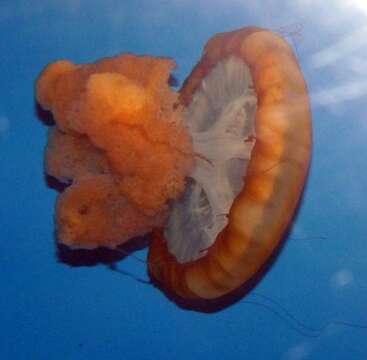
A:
[{"xmin": 148, "ymin": 27, "xmax": 312, "ymax": 299}]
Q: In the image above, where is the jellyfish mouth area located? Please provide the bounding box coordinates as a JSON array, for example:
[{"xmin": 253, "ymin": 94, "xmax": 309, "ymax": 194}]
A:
[{"xmin": 165, "ymin": 56, "xmax": 258, "ymax": 264}]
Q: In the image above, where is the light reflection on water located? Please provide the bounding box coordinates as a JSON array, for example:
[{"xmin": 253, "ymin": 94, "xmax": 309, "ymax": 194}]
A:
[{"xmin": 0, "ymin": 115, "xmax": 9, "ymax": 133}]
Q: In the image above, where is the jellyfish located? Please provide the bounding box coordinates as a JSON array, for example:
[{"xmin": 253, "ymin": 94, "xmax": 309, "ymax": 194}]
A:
[
  {"xmin": 36, "ymin": 27, "xmax": 311, "ymax": 300},
  {"xmin": 149, "ymin": 27, "xmax": 312, "ymax": 299}
]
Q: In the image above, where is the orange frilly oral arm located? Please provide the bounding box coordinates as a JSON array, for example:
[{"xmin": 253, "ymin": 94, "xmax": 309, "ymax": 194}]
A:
[{"xmin": 148, "ymin": 27, "xmax": 312, "ymax": 299}]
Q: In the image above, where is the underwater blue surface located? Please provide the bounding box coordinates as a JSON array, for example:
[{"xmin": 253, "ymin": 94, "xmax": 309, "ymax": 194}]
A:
[{"xmin": 1, "ymin": 1, "xmax": 367, "ymax": 359}]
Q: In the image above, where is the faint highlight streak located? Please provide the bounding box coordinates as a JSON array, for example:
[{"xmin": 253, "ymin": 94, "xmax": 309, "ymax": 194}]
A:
[
  {"xmin": 312, "ymin": 80, "xmax": 367, "ymax": 106},
  {"xmin": 331, "ymin": 269, "xmax": 354, "ymax": 289},
  {"xmin": 348, "ymin": 56, "xmax": 367, "ymax": 75},
  {"xmin": 310, "ymin": 26, "xmax": 367, "ymax": 69},
  {"xmin": 0, "ymin": 116, "xmax": 9, "ymax": 133},
  {"xmin": 64, "ymin": 0, "xmax": 82, "ymax": 15},
  {"xmin": 346, "ymin": 0, "xmax": 367, "ymax": 17},
  {"xmin": 284, "ymin": 342, "xmax": 312, "ymax": 360}
]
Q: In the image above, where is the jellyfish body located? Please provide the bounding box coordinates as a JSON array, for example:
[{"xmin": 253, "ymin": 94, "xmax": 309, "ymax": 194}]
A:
[
  {"xmin": 148, "ymin": 27, "xmax": 312, "ymax": 299},
  {"xmin": 36, "ymin": 26, "xmax": 311, "ymax": 301},
  {"xmin": 36, "ymin": 55, "xmax": 194, "ymax": 249}
]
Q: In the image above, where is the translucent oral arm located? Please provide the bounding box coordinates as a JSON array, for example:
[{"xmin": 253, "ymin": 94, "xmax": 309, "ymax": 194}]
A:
[{"xmin": 165, "ymin": 56, "xmax": 257, "ymax": 263}]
